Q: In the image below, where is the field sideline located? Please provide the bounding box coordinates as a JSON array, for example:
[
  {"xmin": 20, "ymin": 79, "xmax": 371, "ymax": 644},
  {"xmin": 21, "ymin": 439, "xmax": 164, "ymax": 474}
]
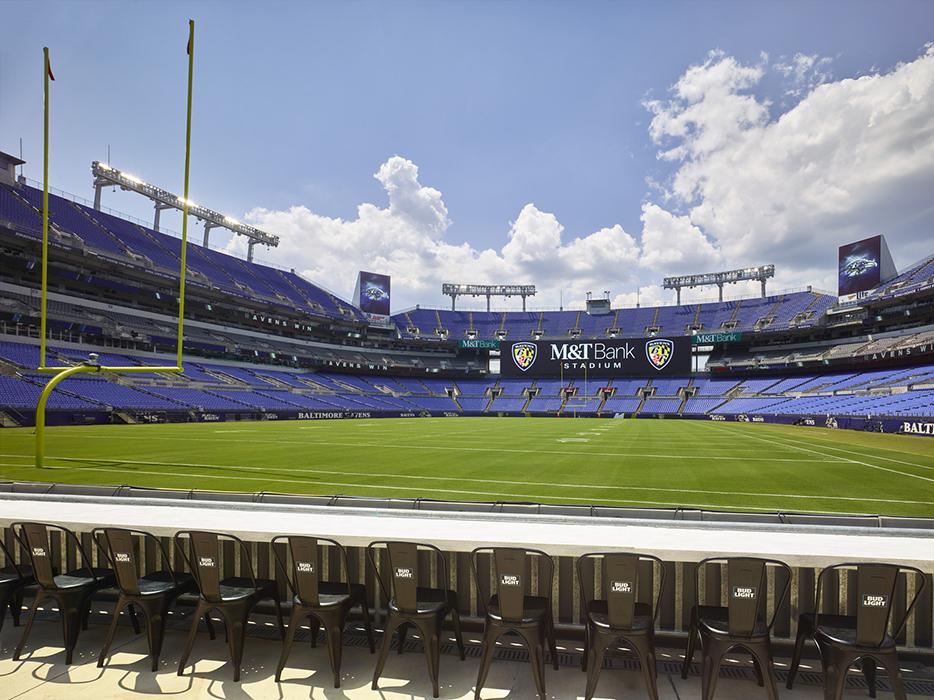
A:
[{"xmin": 2, "ymin": 418, "xmax": 933, "ymax": 517}]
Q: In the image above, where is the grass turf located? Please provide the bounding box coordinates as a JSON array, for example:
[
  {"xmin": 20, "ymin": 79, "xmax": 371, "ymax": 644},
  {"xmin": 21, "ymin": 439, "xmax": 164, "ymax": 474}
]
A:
[{"xmin": 1, "ymin": 418, "xmax": 933, "ymax": 517}]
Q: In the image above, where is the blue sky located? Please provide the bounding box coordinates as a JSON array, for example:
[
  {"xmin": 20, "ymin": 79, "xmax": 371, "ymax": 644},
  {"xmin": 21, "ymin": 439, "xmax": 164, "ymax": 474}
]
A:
[{"xmin": 2, "ymin": 1, "xmax": 932, "ymax": 309}]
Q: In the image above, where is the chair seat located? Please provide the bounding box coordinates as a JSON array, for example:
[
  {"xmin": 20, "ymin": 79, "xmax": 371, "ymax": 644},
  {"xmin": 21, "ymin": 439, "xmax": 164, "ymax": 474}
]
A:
[
  {"xmin": 814, "ymin": 618, "xmax": 896, "ymax": 650},
  {"xmin": 292, "ymin": 581, "xmax": 364, "ymax": 609},
  {"xmin": 53, "ymin": 567, "xmax": 115, "ymax": 591},
  {"xmin": 216, "ymin": 576, "xmax": 277, "ymax": 602},
  {"xmin": 486, "ymin": 594, "xmax": 550, "ymax": 625},
  {"xmin": 696, "ymin": 605, "xmax": 769, "ymax": 637},
  {"xmin": 586, "ymin": 600, "xmax": 654, "ymax": 632},
  {"xmin": 0, "ymin": 564, "xmax": 36, "ymax": 586},
  {"xmin": 136, "ymin": 571, "xmax": 196, "ymax": 596},
  {"xmin": 389, "ymin": 587, "xmax": 457, "ymax": 615}
]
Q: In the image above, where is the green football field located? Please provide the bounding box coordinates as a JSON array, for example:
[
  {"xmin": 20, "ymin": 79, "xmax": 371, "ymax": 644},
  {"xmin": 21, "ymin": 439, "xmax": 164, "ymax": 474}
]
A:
[{"xmin": 1, "ymin": 418, "xmax": 933, "ymax": 517}]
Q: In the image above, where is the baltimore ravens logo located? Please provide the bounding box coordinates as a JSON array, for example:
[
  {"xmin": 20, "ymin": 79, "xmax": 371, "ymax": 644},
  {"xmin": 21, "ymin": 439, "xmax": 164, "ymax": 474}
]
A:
[
  {"xmin": 645, "ymin": 339, "xmax": 673, "ymax": 371},
  {"xmin": 512, "ymin": 342, "xmax": 538, "ymax": 371}
]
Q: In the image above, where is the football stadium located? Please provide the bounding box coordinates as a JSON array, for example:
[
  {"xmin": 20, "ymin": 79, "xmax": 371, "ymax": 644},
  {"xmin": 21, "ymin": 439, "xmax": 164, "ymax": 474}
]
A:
[{"xmin": 1, "ymin": 4, "xmax": 933, "ymax": 700}]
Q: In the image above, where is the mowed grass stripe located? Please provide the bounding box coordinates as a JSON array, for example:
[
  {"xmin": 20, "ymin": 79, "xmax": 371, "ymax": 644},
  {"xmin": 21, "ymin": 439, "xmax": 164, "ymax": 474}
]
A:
[
  {"xmin": 0, "ymin": 460, "xmax": 917, "ymax": 516},
  {"xmin": 1, "ymin": 454, "xmax": 929, "ymax": 506},
  {"xmin": 2, "ymin": 418, "xmax": 932, "ymax": 516}
]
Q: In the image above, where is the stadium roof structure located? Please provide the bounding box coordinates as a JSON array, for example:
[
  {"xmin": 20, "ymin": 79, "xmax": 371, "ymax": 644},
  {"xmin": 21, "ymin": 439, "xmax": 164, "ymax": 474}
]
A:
[
  {"xmin": 442, "ymin": 283, "xmax": 536, "ymax": 311},
  {"xmin": 664, "ymin": 264, "xmax": 775, "ymax": 303},
  {"xmin": 91, "ymin": 161, "xmax": 279, "ymax": 261}
]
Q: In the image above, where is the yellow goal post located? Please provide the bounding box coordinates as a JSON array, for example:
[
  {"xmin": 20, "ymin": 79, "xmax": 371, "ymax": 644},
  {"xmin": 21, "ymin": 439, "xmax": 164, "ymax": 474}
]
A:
[{"xmin": 34, "ymin": 20, "xmax": 195, "ymax": 468}]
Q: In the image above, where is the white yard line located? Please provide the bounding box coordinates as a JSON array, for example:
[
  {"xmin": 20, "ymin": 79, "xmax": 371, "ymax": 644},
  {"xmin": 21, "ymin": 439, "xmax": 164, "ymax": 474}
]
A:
[
  {"xmin": 0, "ymin": 461, "xmax": 903, "ymax": 516},
  {"xmin": 705, "ymin": 424, "xmax": 934, "ymax": 484},
  {"xmin": 1, "ymin": 455, "xmax": 929, "ymax": 507}
]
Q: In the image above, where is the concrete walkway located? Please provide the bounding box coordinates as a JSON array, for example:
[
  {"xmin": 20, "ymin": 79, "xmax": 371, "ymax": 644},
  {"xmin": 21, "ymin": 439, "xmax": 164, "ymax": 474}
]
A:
[{"xmin": 1, "ymin": 607, "xmax": 930, "ymax": 699}]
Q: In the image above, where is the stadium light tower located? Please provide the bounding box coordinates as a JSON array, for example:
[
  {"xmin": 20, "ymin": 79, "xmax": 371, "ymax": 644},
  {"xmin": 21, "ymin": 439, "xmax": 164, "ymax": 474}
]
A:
[
  {"xmin": 442, "ymin": 283, "xmax": 536, "ymax": 311},
  {"xmin": 90, "ymin": 161, "xmax": 279, "ymax": 260},
  {"xmin": 663, "ymin": 264, "xmax": 775, "ymax": 303}
]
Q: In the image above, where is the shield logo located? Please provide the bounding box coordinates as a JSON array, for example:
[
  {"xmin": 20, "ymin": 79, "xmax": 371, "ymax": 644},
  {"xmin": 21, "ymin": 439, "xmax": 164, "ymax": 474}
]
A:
[
  {"xmin": 645, "ymin": 339, "xmax": 674, "ymax": 371},
  {"xmin": 512, "ymin": 342, "xmax": 538, "ymax": 372}
]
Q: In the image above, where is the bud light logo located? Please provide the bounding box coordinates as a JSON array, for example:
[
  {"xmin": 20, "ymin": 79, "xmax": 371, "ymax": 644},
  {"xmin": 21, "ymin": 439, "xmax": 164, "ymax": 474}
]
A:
[{"xmin": 611, "ymin": 581, "xmax": 632, "ymax": 594}]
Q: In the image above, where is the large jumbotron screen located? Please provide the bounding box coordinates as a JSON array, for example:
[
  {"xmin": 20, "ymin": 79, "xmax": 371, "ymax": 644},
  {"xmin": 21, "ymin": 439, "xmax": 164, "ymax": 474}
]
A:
[
  {"xmin": 838, "ymin": 235, "xmax": 883, "ymax": 297},
  {"xmin": 356, "ymin": 270, "xmax": 391, "ymax": 324},
  {"xmin": 501, "ymin": 337, "xmax": 691, "ymax": 378}
]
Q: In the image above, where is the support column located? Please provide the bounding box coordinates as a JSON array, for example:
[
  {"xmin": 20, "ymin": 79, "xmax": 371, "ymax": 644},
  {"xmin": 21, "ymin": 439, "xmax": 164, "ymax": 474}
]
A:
[
  {"xmin": 451, "ymin": 295, "xmax": 456, "ymax": 311},
  {"xmin": 718, "ymin": 282, "xmax": 724, "ymax": 302},
  {"xmin": 676, "ymin": 287, "xmax": 681, "ymax": 305},
  {"xmin": 247, "ymin": 240, "xmax": 257, "ymax": 262},
  {"xmin": 761, "ymin": 278, "xmax": 767, "ymax": 298},
  {"xmin": 486, "ymin": 295, "xmax": 491, "ymax": 312},
  {"xmin": 93, "ymin": 179, "xmax": 105, "ymax": 210},
  {"xmin": 153, "ymin": 202, "xmax": 171, "ymax": 232},
  {"xmin": 522, "ymin": 295, "xmax": 527, "ymax": 312}
]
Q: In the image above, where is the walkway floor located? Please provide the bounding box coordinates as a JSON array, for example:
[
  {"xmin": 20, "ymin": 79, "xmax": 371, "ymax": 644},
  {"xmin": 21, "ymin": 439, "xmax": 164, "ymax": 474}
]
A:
[{"xmin": 1, "ymin": 607, "xmax": 930, "ymax": 699}]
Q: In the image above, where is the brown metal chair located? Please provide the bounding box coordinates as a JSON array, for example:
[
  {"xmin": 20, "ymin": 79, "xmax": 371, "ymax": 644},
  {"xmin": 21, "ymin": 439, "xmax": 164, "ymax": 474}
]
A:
[
  {"xmin": 11, "ymin": 522, "xmax": 115, "ymax": 664},
  {"xmin": 174, "ymin": 530, "xmax": 285, "ymax": 682},
  {"xmin": 681, "ymin": 556, "xmax": 791, "ymax": 700},
  {"xmin": 787, "ymin": 562, "xmax": 926, "ymax": 700},
  {"xmin": 369, "ymin": 540, "xmax": 466, "ymax": 698},
  {"xmin": 93, "ymin": 527, "xmax": 199, "ymax": 671},
  {"xmin": 471, "ymin": 547, "xmax": 559, "ymax": 700},
  {"xmin": 272, "ymin": 535, "xmax": 375, "ymax": 687},
  {"xmin": 0, "ymin": 535, "xmax": 35, "ymax": 633},
  {"xmin": 577, "ymin": 552, "xmax": 666, "ymax": 700}
]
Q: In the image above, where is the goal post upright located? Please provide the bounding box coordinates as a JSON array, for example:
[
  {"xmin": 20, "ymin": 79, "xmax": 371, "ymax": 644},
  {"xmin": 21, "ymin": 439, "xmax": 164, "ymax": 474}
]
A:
[{"xmin": 34, "ymin": 20, "xmax": 196, "ymax": 468}]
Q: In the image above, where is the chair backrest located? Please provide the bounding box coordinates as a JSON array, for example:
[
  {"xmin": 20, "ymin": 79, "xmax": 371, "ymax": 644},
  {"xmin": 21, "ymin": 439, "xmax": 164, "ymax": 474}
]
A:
[
  {"xmin": 98, "ymin": 528, "xmax": 141, "ymax": 595},
  {"xmin": 271, "ymin": 535, "xmax": 350, "ymax": 607},
  {"xmin": 694, "ymin": 556, "xmax": 791, "ymax": 637},
  {"xmin": 576, "ymin": 552, "xmax": 666, "ymax": 629},
  {"xmin": 93, "ymin": 527, "xmax": 177, "ymax": 597},
  {"xmin": 14, "ymin": 522, "xmax": 95, "ymax": 590},
  {"xmin": 471, "ymin": 546, "xmax": 554, "ymax": 623},
  {"xmin": 175, "ymin": 530, "xmax": 257, "ymax": 603},
  {"xmin": 815, "ymin": 562, "xmax": 927, "ymax": 648},
  {"xmin": 726, "ymin": 558, "xmax": 768, "ymax": 636},
  {"xmin": 367, "ymin": 540, "xmax": 449, "ymax": 614}
]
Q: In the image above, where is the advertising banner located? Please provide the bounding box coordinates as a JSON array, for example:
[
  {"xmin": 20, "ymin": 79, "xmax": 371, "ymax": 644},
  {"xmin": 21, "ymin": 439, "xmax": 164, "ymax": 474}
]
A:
[
  {"xmin": 500, "ymin": 337, "xmax": 691, "ymax": 378},
  {"xmin": 355, "ymin": 271, "xmax": 391, "ymax": 324}
]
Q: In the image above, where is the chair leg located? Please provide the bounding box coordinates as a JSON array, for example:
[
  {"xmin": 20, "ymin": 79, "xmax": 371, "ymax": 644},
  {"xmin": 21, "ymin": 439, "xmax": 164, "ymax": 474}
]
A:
[
  {"xmin": 861, "ymin": 656, "xmax": 877, "ymax": 698},
  {"xmin": 13, "ymin": 591, "xmax": 44, "ymax": 661},
  {"xmin": 546, "ymin": 608, "xmax": 559, "ymax": 671},
  {"xmin": 819, "ymin": 644, "xmax": 851, "ymax": 700},
  {"xmin": 128, "ymin": 604, "xmax": 141, "ymax": 635},
  {"xmin": 529, "ymin": 638, "xmax": 547, "ymax": 699},
  {"xmin": 271, "ymin": 593, "xmax": 285, "ymax": 639},
  {"xmin": 584, "ymin": 632, "xmax": 610, "ymax": 700},
  {"xmin": 701, "ymin": 636, "xmax": 727, "ymax": 700},
  {"xmin": 324, "ymin": 618, "xmax": 344, "ymax": 688},
  {"xmin": 748, "ymin": 640, "xmax": 780, "ymax": 700},
  {"xmin": 397, "ymin": 620, "xmax": 408, "ymax": 654},
  {"xmin": 787, "ymin": 617, "xmax": 810, "ymax": 690},
  {"xmin": 359, "ymin": 599, "xmax": 376, "ymax": 654},
  {"xmin": 97, "ymin": 596, "xmax": 129, "ymax": 668},
  {"xmin": 62, "ymin": 592, "xmax": 89, "ymax": 664},
  {"xmin": 144, "ymin": 599, "xmax": 170, "ymax": 672},
  {"xmin": 633, "ymin": 634, "xmax": 660, "ymax": 700},
  {"xmin": 415, "ymin": 619, "xmax": 440, "ymax": 698},
  {"xmin": 681, "ymin": 609, "xmax": 698, "ymax": 679},
  {"xmin": 371, "ymin": 613, "xmax": 403, "ymax": 691},
  {"xmin": 275, "ymin": 609, "xmax": 303, "ymax": 682},
  {"xmin": 177, "ymin": 601, "xmax": 208, "ymax": 676},
  {"xmin": 12, "ymin": 588, "xmax": 25, "ymax": 626},
  {"xmin": 0, "ymin": 588, "xmax": 11, "ymax": 633},
  {"xmin": 581, "ymin": 621, "xmax": 589, "ymax": 672},
  {"xmin": 203, "ymin": 612, "xmax": 216, "ymax": 640},
  {"xmin": 309, "ymin": 616, "xmax": 320, "ymax": 647},
  {"xmin": 474, "ymin": 623, "xmax": 499, "ymax": 700},
  {"xmin": 875, "ymin": 651, "xmax": 908, "ymax": 700},
  {"xmin": 224, "ymin": 602, "xmax": 251, "ymax": 683},
  {"xmin": 450, "ymin": 607, "xmax": 466, "ymax": 660}
]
